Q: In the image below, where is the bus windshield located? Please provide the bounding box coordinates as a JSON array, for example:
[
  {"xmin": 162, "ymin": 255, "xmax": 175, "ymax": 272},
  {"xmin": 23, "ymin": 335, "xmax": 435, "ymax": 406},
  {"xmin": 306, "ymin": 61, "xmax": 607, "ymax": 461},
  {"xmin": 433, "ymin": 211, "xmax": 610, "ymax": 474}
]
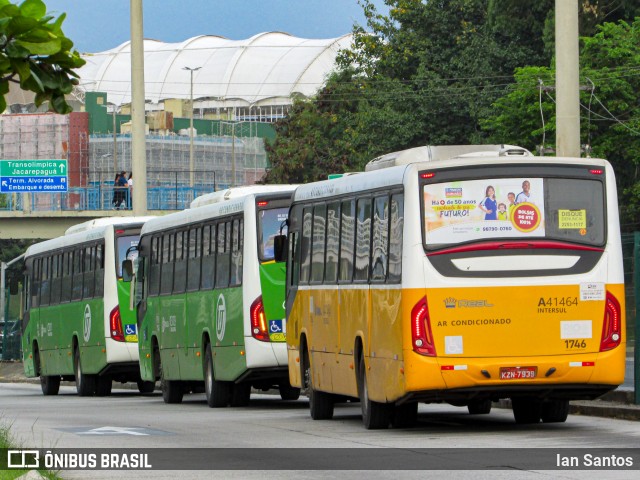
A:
[
  {"xmin": 116, "ymin": 235, "xmax": 139, "ymax": 278},
  {"xmin": 258, "ymin": 207, "xmax": 289, "ymax": 261},
  {"xmin": 422, "ymin": 176, "xmax": 605, "ymax": 250}
]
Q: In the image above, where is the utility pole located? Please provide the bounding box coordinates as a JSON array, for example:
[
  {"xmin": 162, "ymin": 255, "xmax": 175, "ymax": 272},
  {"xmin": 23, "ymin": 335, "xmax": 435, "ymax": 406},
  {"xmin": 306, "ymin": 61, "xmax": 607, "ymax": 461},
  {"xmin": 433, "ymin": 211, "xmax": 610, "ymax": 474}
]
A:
[
  {"xmin": 183, "ymin": 66, "xmax": 201, "ymax": 191},
  {"xmin": 112, "ymin": 106, "xmax": 118, "ymax": 174},
  {"xmin": 555, "ymin": 0, "xmax": 581, "ymax": 157},
  {"xmin": 130, "ymin": 0, "xmax": 147, "ymax": 214}
]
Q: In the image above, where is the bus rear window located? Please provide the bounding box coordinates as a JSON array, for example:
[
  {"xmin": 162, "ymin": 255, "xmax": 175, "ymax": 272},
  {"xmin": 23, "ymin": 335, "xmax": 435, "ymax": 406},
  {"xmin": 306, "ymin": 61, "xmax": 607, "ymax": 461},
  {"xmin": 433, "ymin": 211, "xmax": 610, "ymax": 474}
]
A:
[
  {"xmin": 258, "ymin": 207, "xmax": 289, "ymax": 261},
  {"xmin": 116, "ymin": 235, "xmax": 139, "ymax": 277},
  {"xmin": 423, "ymin": 177, "xmax": 605, "ymax": 250}
]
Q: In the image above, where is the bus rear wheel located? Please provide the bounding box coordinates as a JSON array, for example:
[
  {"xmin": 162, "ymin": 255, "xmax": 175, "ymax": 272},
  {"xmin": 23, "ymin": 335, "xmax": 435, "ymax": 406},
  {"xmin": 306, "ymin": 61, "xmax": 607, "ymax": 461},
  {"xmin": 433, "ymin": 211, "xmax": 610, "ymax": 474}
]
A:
[
  {"xmin": 541, "ymin": 400, "xmax": 569, "ymax": 423},
  {"xmin": 95, "ymin": 376, "xmax": 112, "ymax": 396},
  {"xmin": 392, "ymin": 402, "xmax": 418, "ymax": 428},
  {"xmin": 304, "ymin": 349, "xmax": 334, "ymax": 420},
  {"xmin": 279, "ymin": 381, "xmax": 301, "ymax": 401},
  {"xmin": 37, "ymin": 351, "xmax": 60, "ymax": 396},
  {"xmin": 230, "ymin": 383, "xmax": 251, "ymax": 407},
  {"xmin": 74, "ymin": 348, "xmax": 96, "ymax": 397},
  {"xmin": 204, "ymin": 347, "xmax": 231, "ymax": 408},
  {"xmin": 468, "ymin": 398, "xmax": 492, "ymax": 415},
  {"xmin": 357, "ymin": 354, "xmax": 392, "ymax": 429},
  {"xmin": 137, "ymin": 380, "xmax": 156, "ymax": 394},
  {"xmin": 160, "ymin": 358, "xmax": 183, "ymax": 404},
  {"xmin": 511, "ymin": 397, "xmax": 542, "ymax": 424}
]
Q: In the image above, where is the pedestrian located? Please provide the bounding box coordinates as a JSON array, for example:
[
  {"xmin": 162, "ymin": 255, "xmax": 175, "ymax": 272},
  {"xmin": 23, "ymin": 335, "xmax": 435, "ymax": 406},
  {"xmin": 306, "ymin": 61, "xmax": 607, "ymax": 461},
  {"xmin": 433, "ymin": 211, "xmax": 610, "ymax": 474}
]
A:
[
  {"xmin": 112, "ymin": 173, "xmax": 121, "ymax": 209},
  {"xmin": 117, "ymin": 171, "xmax": 128, "ymax": 208},
  {"xmin": 127, "ymin": 172, "xmax": 133, "ymax": 209}
]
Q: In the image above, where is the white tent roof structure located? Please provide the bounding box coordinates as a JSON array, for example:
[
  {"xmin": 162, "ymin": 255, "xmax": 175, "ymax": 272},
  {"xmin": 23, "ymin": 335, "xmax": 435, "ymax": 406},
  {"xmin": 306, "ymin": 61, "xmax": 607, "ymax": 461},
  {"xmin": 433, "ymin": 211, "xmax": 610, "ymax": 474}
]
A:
[{"xmin": 77, "ymin": 32, "xmax": 353, "ymax": 108}]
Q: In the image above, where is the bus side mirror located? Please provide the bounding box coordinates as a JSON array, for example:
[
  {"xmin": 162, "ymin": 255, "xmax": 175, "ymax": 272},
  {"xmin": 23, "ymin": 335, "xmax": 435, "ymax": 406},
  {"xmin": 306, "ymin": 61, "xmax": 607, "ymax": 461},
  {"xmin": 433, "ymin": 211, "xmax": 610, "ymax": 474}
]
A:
[
  {"xmin": 122, "ymin": 260, "xmax": 134, "ymax": 282},
  {"xmin": 273, "ymin": 235, "xmax": 287, "ymax": 263}
]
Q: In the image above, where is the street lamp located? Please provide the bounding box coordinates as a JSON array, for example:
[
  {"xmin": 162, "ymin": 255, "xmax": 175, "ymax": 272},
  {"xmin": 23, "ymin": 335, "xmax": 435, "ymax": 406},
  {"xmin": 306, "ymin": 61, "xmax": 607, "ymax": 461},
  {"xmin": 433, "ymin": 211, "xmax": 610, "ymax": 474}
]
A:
[{"xmin": 183, "ymin": 66, "xmax": 201, "ymax": 191}]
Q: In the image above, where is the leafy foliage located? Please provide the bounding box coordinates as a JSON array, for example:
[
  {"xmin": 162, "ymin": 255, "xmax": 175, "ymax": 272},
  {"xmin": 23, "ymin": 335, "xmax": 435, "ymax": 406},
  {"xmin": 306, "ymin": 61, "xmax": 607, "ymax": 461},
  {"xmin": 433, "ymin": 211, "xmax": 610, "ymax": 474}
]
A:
[
  {"xmin": 265, "ymin": 0, "xmax": 640, "ymax": 222},
  {"xmin": 483, "ymin": 19, "xmax": 640, "ymax": 228},
  {"xmin": 0, "ymin": 0, "xmax": 85, "ymax": 114}
]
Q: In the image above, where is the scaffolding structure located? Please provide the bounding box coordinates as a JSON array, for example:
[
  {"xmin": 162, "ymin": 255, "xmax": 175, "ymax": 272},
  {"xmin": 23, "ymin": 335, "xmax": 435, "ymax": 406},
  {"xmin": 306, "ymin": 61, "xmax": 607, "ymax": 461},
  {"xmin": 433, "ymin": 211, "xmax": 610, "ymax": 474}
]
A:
[
  {"xmin": 89, "ymin": 121, "xmax": 268, "ymax": 189},
  {"xmin": 0, "ymin": 115, "xmax": 269, "ymax": 211}
]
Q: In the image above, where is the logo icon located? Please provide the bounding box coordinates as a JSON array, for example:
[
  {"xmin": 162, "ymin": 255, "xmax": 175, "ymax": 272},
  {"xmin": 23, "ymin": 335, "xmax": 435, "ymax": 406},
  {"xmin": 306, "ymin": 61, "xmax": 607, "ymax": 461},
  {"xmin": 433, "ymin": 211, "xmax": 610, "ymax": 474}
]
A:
[
  {"xmin": 125, "ymin": 324, "xmax": 136, "ymax": 336},
  {"xmin": 83, "ymin": 304, "xmax": 92, "ymax": 342},
  {"xmin": 444, "ymin": 297, "xmax": 457, "ymax": 308},
  {"xmin": 216, "ymin": 294, "xmax": 226, "ymax": 342},
  {"xmin": 7, "ymin": 450, "xmax": 40, "ymax": 469}
]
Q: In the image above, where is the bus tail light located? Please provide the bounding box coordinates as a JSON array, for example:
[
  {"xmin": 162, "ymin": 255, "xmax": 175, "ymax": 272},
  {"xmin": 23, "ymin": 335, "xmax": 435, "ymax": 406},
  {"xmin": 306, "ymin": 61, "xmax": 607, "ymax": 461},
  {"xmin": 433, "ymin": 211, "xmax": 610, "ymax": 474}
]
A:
[
  {"xmin": 600, "ymin": 292, "xmax": 621, "ymax": 351},
  {"xmin": 110, "ymin": 306, "xmax": 125, "ymax": 342},
  {"xmin": 411, "ymin": 296, "xmax": 436, "ymax": 356},
  {"xmin": 250, "ymin": 296, "xmax": 270, "ymax": 342}
]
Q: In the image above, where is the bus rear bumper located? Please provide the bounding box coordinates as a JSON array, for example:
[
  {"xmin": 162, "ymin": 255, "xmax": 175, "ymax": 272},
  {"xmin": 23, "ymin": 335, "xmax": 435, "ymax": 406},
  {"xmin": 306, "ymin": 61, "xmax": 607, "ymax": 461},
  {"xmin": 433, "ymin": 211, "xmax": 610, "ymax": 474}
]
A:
[{"xmin": 397, "ymin": 383, "xmax": 618, "ymax": 405}]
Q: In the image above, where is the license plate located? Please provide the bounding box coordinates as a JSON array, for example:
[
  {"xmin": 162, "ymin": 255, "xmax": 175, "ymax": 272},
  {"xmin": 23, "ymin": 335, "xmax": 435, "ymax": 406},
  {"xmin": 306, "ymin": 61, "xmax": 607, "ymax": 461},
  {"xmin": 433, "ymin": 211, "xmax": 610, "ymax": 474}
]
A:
[{"xmin": 500, "ymin": 367, "xmax": 537, "ymax": 380}]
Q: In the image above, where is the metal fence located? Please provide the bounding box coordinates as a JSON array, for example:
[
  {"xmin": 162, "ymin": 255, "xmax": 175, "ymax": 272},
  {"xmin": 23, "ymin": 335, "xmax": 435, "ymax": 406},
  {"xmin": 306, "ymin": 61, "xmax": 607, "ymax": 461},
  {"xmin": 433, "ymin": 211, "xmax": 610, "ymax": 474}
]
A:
[{"xmin": 0, "ymin": 170, "xmax": 221, "ymax": 211}]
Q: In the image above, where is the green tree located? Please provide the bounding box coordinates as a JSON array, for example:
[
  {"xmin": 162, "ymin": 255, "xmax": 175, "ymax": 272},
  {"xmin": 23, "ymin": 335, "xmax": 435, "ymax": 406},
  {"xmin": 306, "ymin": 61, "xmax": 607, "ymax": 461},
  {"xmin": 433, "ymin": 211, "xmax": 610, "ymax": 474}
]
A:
[
  {"xmin": 264, "ymin": 69, "xmax": 365, "ymax": 183},
  {"xmin": 0, "ymin": 0, "xmax": 85, "ymax": 114},
  {"xmin": 265, "ymin": 1, "xmax": 640, "ymax": 186},
  {"xmin": 483, "ymin": 19, "xmax": 640, "ymax": 228}
]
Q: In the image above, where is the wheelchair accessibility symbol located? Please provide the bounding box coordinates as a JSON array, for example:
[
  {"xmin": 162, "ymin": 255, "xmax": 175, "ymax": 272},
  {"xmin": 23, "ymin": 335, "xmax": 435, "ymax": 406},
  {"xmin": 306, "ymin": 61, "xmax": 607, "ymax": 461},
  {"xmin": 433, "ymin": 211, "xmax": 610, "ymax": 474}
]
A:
[
  {"xmin": 269, "ymin": 320, "xmax": 282, "ymax": 333},
  {"xmin": 125, "ymin": 324, "xmax": 136, "ymax": 336}
]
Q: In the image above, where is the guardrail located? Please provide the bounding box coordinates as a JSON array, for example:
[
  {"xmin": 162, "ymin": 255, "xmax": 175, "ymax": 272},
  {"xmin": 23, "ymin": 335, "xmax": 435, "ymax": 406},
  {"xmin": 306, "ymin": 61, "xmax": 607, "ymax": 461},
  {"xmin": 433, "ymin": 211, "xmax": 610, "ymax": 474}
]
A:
[{"xmin": 0, "ymin": 185, "xmax": 224, "ymax": 211}]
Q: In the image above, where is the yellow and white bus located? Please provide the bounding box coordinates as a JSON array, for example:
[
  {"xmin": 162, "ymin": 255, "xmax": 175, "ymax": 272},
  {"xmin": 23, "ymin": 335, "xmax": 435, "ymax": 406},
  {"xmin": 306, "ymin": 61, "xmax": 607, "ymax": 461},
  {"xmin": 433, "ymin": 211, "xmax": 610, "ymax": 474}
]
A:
[{"xmin": 283, "ymin": 145, "xmax": 626, "ymax": 429}]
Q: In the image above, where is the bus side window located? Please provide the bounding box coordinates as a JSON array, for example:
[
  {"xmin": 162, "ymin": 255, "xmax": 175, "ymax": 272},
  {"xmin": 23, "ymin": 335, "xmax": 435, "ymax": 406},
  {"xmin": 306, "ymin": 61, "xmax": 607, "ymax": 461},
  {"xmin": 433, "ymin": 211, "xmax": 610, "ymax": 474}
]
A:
[
  {"xmin": 216, "ymin": 221, "xmax": 231, "ymax": 288},
  {"xmin": 339, "ymin": 200, "xmax": 355, "ymax": 283},
  {"xmin": 354, "ymin": 198, "xmax": 372, "ymax": 282},
  {"xmin": 230, "ymin": 218, "xmax": 243, "ymax": 287},
  {"xmin": 160, "ymin": 233, "xmax": 174, "ymax": 295},
  {"xmin": 201, "ymin": 224, "xmax": 216, "ymax": 290},
  {"xmin": 388, "ymin": 193, "xmax": 404, "ymax": 284},
  {"xmin": 371, "ymin": 195, "xmax": 389, "ymax": 282},
  {"xmin": 60, "ymin": 251, "xmax": 72, "ymax": 303},
  {"xmin": 299, "ymin": 207, "xmax": 312, "ymax": 284},
  {"xmin": 71, "ymin": 249, "xmax": 83, "ymax": 301},
  {"xmin": 50, "ymin": 253, "xmax": 61, "ymax": 306},
  {"xmin": 95, "ymin": 243, "xmax": 105, "ymax": 298},
  {"xmin": 148, "ymin": 236, "xmax": 161, "ymax": 297},
  {"xmin": 40, "ymin": 256, "xmax": 51, "ymax": 307},
  {"xmin": 83, "ymin": 246, "xmax": 95, "ymax": 299},
  {"xmin": 325, "ymin": 202, "xmax": 340, "ymax": 284},
  {"xmin": 187, "ymin": 227, "xmax": 201, "ymax": 292},
  {"xmin": 173, "ymin": 230, "xmax": 186, "ymax": 294},
  {"xmin": 32, "ymin": 257, "xmax": 40, "ymax": 309},
  {"xmin": 311, "ymin": 204, "xmax": 327, "ymax": 284}
]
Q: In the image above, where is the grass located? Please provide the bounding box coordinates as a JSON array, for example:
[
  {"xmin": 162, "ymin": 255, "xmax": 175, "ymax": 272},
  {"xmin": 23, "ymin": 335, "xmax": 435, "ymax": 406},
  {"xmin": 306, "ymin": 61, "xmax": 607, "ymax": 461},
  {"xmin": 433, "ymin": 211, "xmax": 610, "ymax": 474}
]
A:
[{"xmin": 0, "ymin": 421, "xmax": 61, "ymax": 480}]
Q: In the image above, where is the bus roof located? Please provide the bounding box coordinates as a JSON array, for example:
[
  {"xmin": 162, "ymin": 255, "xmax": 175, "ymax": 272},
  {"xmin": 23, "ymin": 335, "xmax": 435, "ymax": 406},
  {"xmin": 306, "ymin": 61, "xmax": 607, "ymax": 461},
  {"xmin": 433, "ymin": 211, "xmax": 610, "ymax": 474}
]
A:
[
  {"xmin": 26, "ymin": 217, "xmax": 153, "ymax": 258},
  {"xmin": 364, "ymin": 145, "xmax": 531, "ymax": 171},
  {"xmin": 64, "ymin": 216, "xmax": 155, "ymax": 235},
  {"xmin": 143, "ymin": 187, "xmax": 297, "ymax": 237},
  {"xmin": 190, "ymin": 185, "xmax": 298, "ymax": 209},
  {"xmin": 294, "ymin": 152, "xmax": 612, "ymax": 203}
]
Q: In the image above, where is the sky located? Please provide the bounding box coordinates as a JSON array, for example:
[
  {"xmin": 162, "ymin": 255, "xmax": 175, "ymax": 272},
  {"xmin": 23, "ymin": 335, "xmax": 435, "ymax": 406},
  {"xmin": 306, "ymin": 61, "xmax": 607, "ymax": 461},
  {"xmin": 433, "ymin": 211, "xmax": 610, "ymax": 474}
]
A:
[{"xmin": 44, "ymin": 0, "xmax": 391, "ymax": 53}]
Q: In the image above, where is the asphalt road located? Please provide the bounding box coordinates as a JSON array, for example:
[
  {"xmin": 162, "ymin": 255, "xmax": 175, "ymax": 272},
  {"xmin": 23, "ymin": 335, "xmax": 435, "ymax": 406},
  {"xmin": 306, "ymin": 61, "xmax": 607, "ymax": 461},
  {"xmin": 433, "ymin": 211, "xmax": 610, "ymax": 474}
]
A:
[{"xmin": 0, "ymin": 383, "xmax": 639, "ymax": 479}]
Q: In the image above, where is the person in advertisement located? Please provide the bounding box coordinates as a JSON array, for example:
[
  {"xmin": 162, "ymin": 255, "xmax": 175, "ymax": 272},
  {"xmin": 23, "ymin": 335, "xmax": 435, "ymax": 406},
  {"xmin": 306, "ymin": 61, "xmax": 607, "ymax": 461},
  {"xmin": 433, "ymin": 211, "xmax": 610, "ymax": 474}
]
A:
[
  {"xmin": 497, "ymin": 203, "xmax": 508, "ymax": 220},
  {"xmin": 515, "ymin": 180, "xmax": 535, "ymax": 205},
  {"xmin": 507, "ymin": 192, "xmax": 517, "ymax": 219},
  {"xmin": 478, "ymin": 185, "xmax": 497, "ymax": 220}
]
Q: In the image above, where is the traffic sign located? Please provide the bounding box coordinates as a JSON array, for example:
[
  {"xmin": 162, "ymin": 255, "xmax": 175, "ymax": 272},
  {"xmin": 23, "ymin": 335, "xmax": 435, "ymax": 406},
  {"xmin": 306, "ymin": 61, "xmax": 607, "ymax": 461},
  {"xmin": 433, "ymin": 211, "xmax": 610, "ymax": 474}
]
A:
[
  {"xmin": 0, "ymin": 159, "xmax": 68, "ymax": 193},
  {"xmin": 1, "ymin": 176, "xmax": 67, "ymax": 192}
]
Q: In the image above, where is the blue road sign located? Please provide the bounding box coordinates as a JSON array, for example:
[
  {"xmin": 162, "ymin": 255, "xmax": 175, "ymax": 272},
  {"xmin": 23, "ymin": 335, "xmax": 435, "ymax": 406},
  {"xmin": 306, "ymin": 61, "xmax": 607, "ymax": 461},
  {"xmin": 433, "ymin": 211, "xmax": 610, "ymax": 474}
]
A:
[{"xmin": 0, "ymin": 176, "xmax": 68, "ymax": 193}]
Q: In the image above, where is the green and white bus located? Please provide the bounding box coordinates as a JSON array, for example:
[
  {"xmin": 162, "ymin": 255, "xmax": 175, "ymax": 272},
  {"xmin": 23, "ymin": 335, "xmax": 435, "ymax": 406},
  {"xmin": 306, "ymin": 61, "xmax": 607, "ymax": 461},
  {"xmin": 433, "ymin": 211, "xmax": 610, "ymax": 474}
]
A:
[
  {"xmin": 133, "ymin": 186, "xmax": 299, "ymax": 406},
  {"xmin": 22, "ymin": 217, "xmax": 154, "ymax": 396}
]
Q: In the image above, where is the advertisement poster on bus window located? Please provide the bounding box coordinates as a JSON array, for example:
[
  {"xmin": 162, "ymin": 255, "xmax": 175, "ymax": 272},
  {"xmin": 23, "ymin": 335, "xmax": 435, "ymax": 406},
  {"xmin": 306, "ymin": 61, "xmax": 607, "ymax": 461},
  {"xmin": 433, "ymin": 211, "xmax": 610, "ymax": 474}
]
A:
[{"xmin": 423, "ymin": 178, "xmax": 545, "ymax": 244}]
